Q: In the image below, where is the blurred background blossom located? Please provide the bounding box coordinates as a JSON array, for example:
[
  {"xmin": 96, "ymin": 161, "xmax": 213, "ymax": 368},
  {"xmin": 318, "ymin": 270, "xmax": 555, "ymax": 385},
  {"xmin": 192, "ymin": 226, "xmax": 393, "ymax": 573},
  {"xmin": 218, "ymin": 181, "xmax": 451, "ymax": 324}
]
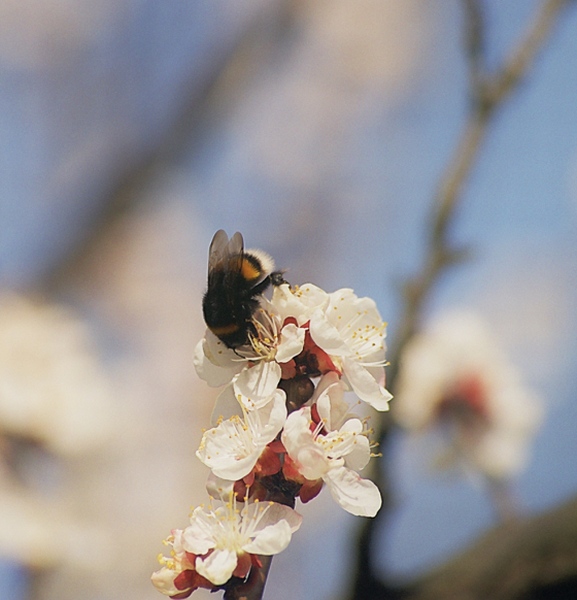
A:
[
  {"xmin": 0, "ymin": 293, "xmax": 113, "ymax": 581},
  {"xmin": 393, "ymin": 311, "xmax": 542, "ymax": 488},
  {"xmin": 0, "ymin": 294, "xmax": 113, "ymax": 454},
  {"xmin": 1, "ymin": 1, "xmax": 576, "ymax": 599}
]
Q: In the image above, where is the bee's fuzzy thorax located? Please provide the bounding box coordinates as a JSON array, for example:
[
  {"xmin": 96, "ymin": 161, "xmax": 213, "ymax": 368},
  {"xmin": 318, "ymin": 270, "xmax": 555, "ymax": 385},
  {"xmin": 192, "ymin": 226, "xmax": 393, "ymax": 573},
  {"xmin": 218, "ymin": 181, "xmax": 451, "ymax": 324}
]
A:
[{"xmin": 244, "ymin": 248, "xmax": 275, "ymax": 278}]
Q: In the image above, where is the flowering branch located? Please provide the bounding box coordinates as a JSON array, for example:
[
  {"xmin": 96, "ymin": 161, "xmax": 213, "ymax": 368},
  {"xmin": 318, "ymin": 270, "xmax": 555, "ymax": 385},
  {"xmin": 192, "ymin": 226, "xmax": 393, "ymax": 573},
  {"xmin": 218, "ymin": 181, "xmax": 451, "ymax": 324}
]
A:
[
  {"xmin": 152, "ymin": 277, "xmax": 392, "ymax": 599},
  {"xmin": 348, "ymin": 1, "xmax": 573, "ymax": 598}
]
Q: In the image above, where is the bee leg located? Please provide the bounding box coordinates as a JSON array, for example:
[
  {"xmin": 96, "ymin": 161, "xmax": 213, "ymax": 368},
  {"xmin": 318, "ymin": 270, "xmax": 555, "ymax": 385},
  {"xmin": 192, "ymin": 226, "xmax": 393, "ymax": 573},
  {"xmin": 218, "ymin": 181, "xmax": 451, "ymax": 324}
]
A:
[
  {"xmin": 270, "ymin": 271, "xmax": 289, "ymax": 287},
  {"xmin": 251, "ymin": 276, "xmax": 273, "ymax": 296}
]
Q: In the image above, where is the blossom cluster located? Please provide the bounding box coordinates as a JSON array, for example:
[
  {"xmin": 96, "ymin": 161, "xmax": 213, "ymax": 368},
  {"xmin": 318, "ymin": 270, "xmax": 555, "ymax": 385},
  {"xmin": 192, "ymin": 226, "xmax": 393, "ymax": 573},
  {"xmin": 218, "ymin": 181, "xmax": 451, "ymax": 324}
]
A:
[
  {"xmin": 393, "ymin": 311, "xmax": 542, "ymax": 480},
  {"xmin": 152, "ymin": 283, "xmax": 391, "ymax": 597},
  {"xmin": 0, "ymin": 293, "xmax": 112, "ymax": 456},
  {"xmin": 0, "ymin": 293, "xmax": 113, "ymax": 568}
]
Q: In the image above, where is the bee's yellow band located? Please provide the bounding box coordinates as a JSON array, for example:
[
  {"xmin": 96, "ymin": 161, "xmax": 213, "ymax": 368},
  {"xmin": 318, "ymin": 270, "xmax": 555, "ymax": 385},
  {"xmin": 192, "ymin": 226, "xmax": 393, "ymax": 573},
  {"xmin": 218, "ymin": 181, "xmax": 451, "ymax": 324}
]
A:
[
  {"xmin": 241, "ymin": 258, "xmax": 261, "ymax": 282},
  {"xmin": 210, "ymin": 324, "xmax": 240, "ymax": 336}
]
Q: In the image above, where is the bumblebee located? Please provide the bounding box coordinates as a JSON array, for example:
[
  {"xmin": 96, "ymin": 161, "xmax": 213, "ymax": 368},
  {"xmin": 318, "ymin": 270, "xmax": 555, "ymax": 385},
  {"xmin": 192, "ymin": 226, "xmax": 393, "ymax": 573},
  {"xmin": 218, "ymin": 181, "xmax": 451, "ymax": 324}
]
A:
[{"xmin": 202, "ymin": 230, "xmax": 286, "ymax": 349}]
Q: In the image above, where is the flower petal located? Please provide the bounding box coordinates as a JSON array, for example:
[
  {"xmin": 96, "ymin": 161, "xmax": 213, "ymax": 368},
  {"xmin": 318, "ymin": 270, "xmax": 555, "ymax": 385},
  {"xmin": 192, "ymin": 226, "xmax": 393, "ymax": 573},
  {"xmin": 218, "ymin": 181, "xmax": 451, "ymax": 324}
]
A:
[
  {"xmin": 308, "ymin": 309, "xmax": 349, "ymax": 356},
  {"xmin": 271, "ymin": 283, "xmax": 329, "ymax": 325},
  {"xmin": 244, "ymin": 520, "xmax": 292, "ymax": 555},
  {"xmin": 195, "ymin": 548, "xmax": 237, "ymax": 586},
  {"xmin": 281, "ymin": 408, "xmax": 329, "ymax": 480},
  {"xmin": 205, "ymin": 474, "xmax": 236, "ymax": 500},
  {"xmin": 247, "ymin": 389, "xmax": 288, "ymax": 445},
  {"xmin": 276, "ymin": 323, "xmax": 305, "ymax": 363},
  {"xmin": 242, "ymin": 502, "xmax": 302, "ymax": 555},
  {"xmin": 210, "ymin": 385, "xmax": 241, "ymax": 426},
  {"xmin": 323, "ymin": 466, "xmax": 382, "ymax": 517},
  {"xmin": 341, "ymin": 356, "xmax": 392, "ymax": 411},
  {"xmin": 151, "ymin": 566, "xmax": 181, "ymax": 597},
  {"xmin": 182, "ymin": 509, "xmax": 216, "ymax": 555},
  {"xmin": 193, "ymin": 334, "xmax": 243, "ymax": 387},
  {"xmin": 234, "ymin": 361, "xmax": 282, "ymax": 410},
  {"xmin": 343, "ymin": 434, "xmax": 371, "ymax": 471},
  {"xmin": 197, "ymin": 421, "xmax": 261, "ymax": 480},
  {"xmin": 314, "ymin": 373, "xmax": 350, "ymax": 431}
]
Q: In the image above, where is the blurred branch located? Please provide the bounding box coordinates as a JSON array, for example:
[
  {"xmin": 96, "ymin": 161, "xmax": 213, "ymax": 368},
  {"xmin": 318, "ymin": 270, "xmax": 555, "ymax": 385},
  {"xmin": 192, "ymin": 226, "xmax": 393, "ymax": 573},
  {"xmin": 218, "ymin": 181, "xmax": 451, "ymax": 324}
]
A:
[
  {"xmin": 462, "ymin": 0, "xmax": 486, "ymax": 102},
  {"xmin": 389, "ymin": 0, "xmax": 571, "ymax": 377},
  {"xmin": 406, "ymin": 494, "xmax": 577, "ymax": 600},
  {"xmin": 348, "ymin": 1, "xmax": 573, "ymax": 598},
  {"xmin": 484, "ymin": 0, "xmax": 573, "ymax": 107},
  {"xmin": 43, "ymin": 3, "xmax": 295, "ymax": 294}
]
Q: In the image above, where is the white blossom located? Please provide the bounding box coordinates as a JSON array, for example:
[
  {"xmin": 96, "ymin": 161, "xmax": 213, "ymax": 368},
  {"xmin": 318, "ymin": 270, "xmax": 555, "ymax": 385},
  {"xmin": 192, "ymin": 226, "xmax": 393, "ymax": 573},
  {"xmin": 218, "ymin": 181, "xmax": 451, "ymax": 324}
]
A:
[
  {"xmin": 194, "ymin": 299, "xmax": 305, "ymax": 409},
  {"xmin": 152, "ymin": 529, "xmax": 210, "ymax": 597},
  {"xmin": 272, "ymin": 284, "xmax": 392, "ymax": 411},
  {"xmin": 182, "ymin": 497, "xmax": 302, "ymax": 586},
  {"xmin": 197, "ymin": 390, "xmax": 287, "ymax": 481},
  {"xmin": 281, "ymin": 406, "xmax": 381, "ymax": 517},
  {"xmin": 0, "ymin": 294, "xmax": 113, "ymax": 455},
  {"xmin": 394, "ymin": 311, "xmax": 543, "ymax": 479}
]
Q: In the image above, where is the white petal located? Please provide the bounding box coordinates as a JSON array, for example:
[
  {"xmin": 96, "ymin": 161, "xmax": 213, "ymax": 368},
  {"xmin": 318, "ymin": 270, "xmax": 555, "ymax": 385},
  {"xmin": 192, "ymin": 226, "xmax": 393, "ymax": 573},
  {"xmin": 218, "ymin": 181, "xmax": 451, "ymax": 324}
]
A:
[
  {"xmin": 275, "ymin": 323, "xmax": 305, "ymax": 363},
  {"xmin": 323, "ymin": 466, "xmax": 382, "ymax": 517},
  {"xmin": 244, "ymin": 520, "xmax": 293, "ymax": 555},
  {"xmin": 308, "ymin": 309, "xmax": 349, "ymax": 355},
  {"xmin": 206, "ymin": 474, "xmax": 236, "ymax": 500},
  {"xmin": 197, "ymin": 421, "xmax": 260, "ymax": 481},
  {"xmin": 210, "ymin": 385, "xmax": 242, "ymax": 426},
  {"xmin": 243, "ymin": 501, "xmax": 302, "ymax": 555},
  {"xmin": 271, "ymin": 283, "xmax": 329, "ymax": 325},
  {"xmin": 182, "ymin": 510, "xmax": 216, "ymax": 555},
  {"xmin": 281, "ymin": 408, "xmax": 311, "ymax": 452},
  {"xmin": 295, "ymin": 445, "xmax": 330, "ymax": 480},
  {"xmin": 314, "ymin": 373, "xmax": 350, "ymax": 431},
  {"xmin": 343, "ymin": 434, "xmax": 371, "ymax": 471},
  {"xmin": 193, "ymin": 333, "xmax": 243, "ymax": 387},
  {"xmin": 281, "ymin": 409, "xmax": 328, "ymax": 480},
  {"xmin": 247, "ymin": 389, "xmax": 288, "ymax": 445},
  {"xmin": 196, "ymin": 548, "xmax": 237, "ymax": 585},
  {"xmin": 321, "ymin": 418, "xmax": 367, "ymax": 461},
  {"xmin": 234, "ymin": 361, "xmax": 282, "ymax": 409},
  {"xmin": 342, "ymin": 357, "xmax": 392, "ymax": 411},
  {"xmin": 151, "ymin": 566, "xmax": 181, "ymax": 596}
]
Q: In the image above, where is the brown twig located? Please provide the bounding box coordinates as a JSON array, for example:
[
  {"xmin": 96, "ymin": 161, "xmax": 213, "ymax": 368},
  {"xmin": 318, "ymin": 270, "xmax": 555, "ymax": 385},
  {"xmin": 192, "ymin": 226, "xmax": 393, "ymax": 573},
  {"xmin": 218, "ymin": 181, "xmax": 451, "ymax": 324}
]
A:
[
  {"xmin": 348, "ymin": 2, "xmax": 573, "ymax": 598},
  {"xmin": 405, "ymin": 493, "xmax": 577, "ymax": 600},
  {"xmin": 462, "ymin": 0, "xmax": 486, "ymax": 103},
  {"xmin": 224, "ymin": 556, "xmax": 274, "ymax": 600}
]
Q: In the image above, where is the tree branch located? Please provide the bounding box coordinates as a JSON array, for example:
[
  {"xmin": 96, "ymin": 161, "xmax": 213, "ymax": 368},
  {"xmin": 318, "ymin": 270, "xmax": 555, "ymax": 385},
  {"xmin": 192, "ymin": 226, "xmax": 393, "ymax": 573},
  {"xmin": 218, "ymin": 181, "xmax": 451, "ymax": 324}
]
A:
[
  {"xmin": 347, "ymin": 2, "xmax": 573, "ymax": 598},
  {"xmin": 406, "ymin": 494, "xmax": 577, "ymax": 600},
  {"xmin": 462, "ymin": 0, "xmax": 486, "ymax": 104},
  {"xmin": 224, "ymin": 556, "xmax": 274, "ymax": 600}
]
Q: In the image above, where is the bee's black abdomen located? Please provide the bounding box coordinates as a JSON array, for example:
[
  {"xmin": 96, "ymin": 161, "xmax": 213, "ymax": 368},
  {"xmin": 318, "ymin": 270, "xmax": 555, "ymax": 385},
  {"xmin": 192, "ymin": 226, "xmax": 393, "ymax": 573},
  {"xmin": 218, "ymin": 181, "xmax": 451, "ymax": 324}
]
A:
[{"xmin": 202, "ymin": 230, "xmax": 286, "ymax": 349}]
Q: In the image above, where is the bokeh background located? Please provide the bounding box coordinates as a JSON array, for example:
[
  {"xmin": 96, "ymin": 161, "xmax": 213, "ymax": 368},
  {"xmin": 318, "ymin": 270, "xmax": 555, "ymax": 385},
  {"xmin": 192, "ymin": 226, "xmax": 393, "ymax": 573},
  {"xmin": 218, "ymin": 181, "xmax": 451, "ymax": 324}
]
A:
[{"xmin": 1, "ymin": 1, "xmax": 576, "ymax": 599}]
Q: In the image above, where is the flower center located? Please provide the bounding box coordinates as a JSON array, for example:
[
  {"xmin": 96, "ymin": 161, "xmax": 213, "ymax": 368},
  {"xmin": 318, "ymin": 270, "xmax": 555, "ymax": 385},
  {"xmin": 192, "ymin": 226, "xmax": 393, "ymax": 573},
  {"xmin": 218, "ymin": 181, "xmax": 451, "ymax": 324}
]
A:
[{"xmin": 238, "ymin": 306, "xmax": 280, "ymax": 362}]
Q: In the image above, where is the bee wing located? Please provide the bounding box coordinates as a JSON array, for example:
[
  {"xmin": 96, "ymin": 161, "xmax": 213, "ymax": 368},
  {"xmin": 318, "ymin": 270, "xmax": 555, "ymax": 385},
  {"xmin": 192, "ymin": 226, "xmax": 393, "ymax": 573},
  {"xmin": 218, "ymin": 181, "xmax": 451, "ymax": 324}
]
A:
[{"xmin": 207, "ymin": 229, "xmax": 244, "ymax": 273}]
